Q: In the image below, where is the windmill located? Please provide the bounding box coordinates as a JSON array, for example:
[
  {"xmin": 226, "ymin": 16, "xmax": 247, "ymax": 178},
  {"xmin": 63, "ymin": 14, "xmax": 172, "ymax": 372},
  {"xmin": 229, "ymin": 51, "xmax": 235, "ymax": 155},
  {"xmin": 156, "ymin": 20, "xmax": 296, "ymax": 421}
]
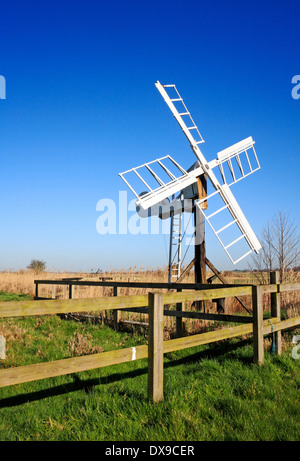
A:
[{"xmin": 119, "ymin": 82, "xmax": 261, "ymax": 286}]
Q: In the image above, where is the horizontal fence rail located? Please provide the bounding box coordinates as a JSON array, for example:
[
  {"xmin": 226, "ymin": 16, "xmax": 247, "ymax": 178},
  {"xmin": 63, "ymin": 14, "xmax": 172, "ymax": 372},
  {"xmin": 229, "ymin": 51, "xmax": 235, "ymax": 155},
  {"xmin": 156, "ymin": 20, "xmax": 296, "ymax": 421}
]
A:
[
  {"xmin": 34, "ymin": 279, "xmax": 245, "ymax": 289},
  {"xmin": 0, "ymin": 274, "xmax": 300, "ymax": 402},
  {"xmin": 0, "ymin": 284, "xmax": 284, "ymax": 319},
  {"xmin": 0, "ymin": 315, "xmax": 299, "ymax": 390}
]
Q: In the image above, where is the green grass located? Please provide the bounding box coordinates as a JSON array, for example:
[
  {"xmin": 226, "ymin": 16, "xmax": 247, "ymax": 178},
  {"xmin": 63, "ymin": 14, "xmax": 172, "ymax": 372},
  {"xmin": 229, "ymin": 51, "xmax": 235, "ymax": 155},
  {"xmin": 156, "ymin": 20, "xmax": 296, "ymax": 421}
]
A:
[
  {"xmin": 0, "ymin": 291, "xmax": 31, "ymax": 302},
  {"xmin": 0, "ymin": 292, "xmax": 299, "ymax": 441}
]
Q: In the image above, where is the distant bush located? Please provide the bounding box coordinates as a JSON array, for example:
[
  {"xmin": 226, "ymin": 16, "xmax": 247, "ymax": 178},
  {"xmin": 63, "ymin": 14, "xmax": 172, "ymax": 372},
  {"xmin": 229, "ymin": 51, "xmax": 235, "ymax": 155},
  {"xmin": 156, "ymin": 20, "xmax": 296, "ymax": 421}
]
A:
[{"xmin": 27, "ymin": 259, "xmax": 46, "ymax": 273}]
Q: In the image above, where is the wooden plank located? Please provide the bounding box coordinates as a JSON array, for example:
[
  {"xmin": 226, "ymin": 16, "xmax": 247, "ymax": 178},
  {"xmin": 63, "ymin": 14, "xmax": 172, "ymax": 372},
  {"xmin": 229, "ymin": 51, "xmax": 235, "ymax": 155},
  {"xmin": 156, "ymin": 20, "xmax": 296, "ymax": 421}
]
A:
[
  {"xmin": 163, "ymin": 310, "xmax": 253, "ymax": 323},
  {"xmin": 113, "ymin": 286, "xmax": 120, "ymax": 331},
  {"xmin": 261, "ymin": 282, "xmax": 300, "ymax": 294},
  {"xmin": 164, "ymin": 323, "xmax": 253, "ymax": 354},
  {"xmin": 1, "ymin": 283, "xmax": 299, "ymax": 321},
  {"xmin": 0, "ymin": 287, "xmax": 253, "ymax": 319},
  {"xmin": 62, "ymin": 277, "xmax": 83, "ymax": 281},
  {"xmin": 270, "ymin": 271, "xmax": 281, "ymax": 355},
  {"xmin": 35, "ymin": 282, "xmax": 39, "ymax": 299},
  {"xmin": 197, "ymin": 174, "xmax": 208, "ymax": 209},
  {"xmin": 263, "ymin": 316, "xmax": 300, "ymax": 334},
  {"xmin": 0, "ymin": 345, "xmax": 148, "ymax": 388},
  {"xmin": 122, "ymin": 307, "xmax": 148, "ymax": 314},
  {"xmin": 278, "ymin": 282, "xmax": 300, "ymax": 293},
  {"xmin": 34, "ymin": 279, "xmax": 300, "ymax": 295},
  {"xmin": 34, "ymin": 279, "xmax": 242, "ymax": 290},
  {"xmin": 1, "ymin": 316, "xmax": 299, "ymax": 389},
  {"xmin": 162, "ymin": 317, "xmax": 286, "ymax": 354},
  {"xmin": 0, "ymin": 295, "xmax": 149, "ymax": 318},
  {"xmin": 252, "ymin": 285, "xmax": 264, "ymax": 365},
  {"xmin": 148, "ymin": 292, "xmax": 164, "ymax": 402},
  {"xmin": 176, "ymin": 288, "xmax": 184, "ymax": 337},
  {"xmin": 162, "ymin": 286, "xmax": 252, "ymax": 305},
  {"xmin": 121, "ymin": 308, "xmax": 253, "ymax": 324},
  {"xmin": 261, "ymin": 284, "xmax": 278, "ymax": 294}
]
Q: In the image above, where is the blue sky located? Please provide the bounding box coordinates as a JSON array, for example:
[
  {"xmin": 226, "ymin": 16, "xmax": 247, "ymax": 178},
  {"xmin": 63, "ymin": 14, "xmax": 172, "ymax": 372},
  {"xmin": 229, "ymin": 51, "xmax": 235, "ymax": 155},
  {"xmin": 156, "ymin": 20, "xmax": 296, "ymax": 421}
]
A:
[{"xmin": 0, "ymin": 0, "xmax": 299, "ymax": 272}]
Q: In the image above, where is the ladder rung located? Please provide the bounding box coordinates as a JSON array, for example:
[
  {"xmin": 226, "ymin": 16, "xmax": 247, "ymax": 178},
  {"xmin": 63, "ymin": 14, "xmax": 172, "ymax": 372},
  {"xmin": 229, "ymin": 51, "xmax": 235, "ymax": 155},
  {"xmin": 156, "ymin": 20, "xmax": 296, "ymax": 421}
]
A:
[
  {"xmin": 216, "ymin": 219, "xmax": 237, "ymax": 234},
  {"xmin": 206, "ymin": 204, "xmax": 229, "ymax": 220},
  {"xmin": 170, "ymin": 98, "xmax": 182, "ymax": 102},
  {"xmin": 233, "ymin": 250, "xmax": 253, "ymax": 264},
  {"xmin": 225, "ymin": 234, "xmax": 245, "ymax": 249},
  {"xmin": 163, "ymin": 84, "xmax": 175, "ymax": 88},
  {"xmin": 179, "ymin": 112, "xmax": 190, "ymax": 116},
  {"xmin": 187, "ymin": 126, "xmax": 197, "ymax": 130}
]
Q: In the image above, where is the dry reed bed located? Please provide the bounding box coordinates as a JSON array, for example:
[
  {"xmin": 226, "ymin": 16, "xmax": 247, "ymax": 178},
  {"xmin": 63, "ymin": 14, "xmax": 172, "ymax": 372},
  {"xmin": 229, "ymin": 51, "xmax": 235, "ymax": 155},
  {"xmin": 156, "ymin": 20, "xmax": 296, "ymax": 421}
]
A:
[
  {"xmin": 0, "ymin": 266, "xmax": 262, "ymax": 298},
  {"xmin": 0, "ymin": 268, "xmax": 299, "ymax": 337}
]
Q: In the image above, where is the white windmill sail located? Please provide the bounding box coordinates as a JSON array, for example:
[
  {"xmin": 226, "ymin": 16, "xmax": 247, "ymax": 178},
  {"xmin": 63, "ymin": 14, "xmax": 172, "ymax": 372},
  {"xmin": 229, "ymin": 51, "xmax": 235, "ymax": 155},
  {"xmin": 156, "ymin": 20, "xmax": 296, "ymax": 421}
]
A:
[
  {"xmin": 119, "ymin": 81, "xmax": 262, "ymax": 265},
  {"xmin": 154, "ymin": 82, "xmax": 261, "ymax": 264},
  {"xmin": 119, "ymin": 155, "xmax": 204, "ymax": 210}
]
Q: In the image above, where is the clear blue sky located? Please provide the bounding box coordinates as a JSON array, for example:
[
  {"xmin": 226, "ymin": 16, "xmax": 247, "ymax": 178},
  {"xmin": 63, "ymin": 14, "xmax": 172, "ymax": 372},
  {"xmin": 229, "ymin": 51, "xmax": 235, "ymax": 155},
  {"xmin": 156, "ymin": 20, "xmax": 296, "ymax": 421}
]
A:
[{"xmin": 0, "ymin": 0, "xmax": 299, "ymax": 272}]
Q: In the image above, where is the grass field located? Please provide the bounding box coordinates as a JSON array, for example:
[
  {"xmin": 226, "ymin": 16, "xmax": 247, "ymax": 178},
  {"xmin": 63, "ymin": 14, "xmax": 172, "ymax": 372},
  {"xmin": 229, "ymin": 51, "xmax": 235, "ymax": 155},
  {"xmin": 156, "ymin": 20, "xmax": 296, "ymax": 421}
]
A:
[{"xmin": 0, "ymin": 288, "xmax": 299, "ymax": 441}]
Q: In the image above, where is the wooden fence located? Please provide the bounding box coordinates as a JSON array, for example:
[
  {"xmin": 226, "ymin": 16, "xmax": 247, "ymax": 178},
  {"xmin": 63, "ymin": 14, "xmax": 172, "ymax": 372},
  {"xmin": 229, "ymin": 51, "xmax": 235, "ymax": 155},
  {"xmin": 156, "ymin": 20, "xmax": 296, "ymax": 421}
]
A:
[
  {"xmin": 0, "ymin": 272, "xmax": 300, "ymax": 402},
  {"xmin": 34, "ymin": 278, "xmax": 252, "ymax": 333}
]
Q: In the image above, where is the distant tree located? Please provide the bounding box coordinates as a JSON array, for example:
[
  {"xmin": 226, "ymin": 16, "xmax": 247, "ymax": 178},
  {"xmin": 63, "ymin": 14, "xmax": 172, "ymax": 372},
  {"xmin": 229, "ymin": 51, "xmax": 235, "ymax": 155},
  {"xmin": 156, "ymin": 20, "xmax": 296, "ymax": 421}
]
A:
[
  {"xmin": 272, "ymin": 212, "xmax": 300, "ymax": 281},
  {"xmin": 251, "ymin": 211, "xmax": 300, "ymax": 282},
  {"xmin": 27, "ymin": 259, "xmax": 46, "ymax": 273}
]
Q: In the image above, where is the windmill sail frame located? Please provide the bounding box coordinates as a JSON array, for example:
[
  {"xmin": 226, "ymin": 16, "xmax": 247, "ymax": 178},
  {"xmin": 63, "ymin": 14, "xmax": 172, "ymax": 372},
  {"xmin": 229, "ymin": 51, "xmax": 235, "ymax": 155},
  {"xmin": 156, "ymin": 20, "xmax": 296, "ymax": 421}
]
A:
[{"xmin": 119, "ymin": 81, "xmax": 262, "ymax": 267}]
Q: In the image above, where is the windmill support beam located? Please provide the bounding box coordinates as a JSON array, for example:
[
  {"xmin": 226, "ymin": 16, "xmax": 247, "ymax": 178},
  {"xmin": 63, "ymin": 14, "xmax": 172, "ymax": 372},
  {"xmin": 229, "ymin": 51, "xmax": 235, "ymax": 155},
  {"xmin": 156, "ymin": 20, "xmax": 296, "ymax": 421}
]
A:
[
  {"xmin": 205, "ymin": 257, "xmax": 252, "ymax": 315},
  {"xmin": 175, "ymin": 258, "xmax": 195, "ymax": 283},
  {"xmin": 194, "ymin": 206, "xmax": 206, "ymax": 311},
  {"xmin": 194, "ymin": 174, "xmax": 207, "ymax": 311}
]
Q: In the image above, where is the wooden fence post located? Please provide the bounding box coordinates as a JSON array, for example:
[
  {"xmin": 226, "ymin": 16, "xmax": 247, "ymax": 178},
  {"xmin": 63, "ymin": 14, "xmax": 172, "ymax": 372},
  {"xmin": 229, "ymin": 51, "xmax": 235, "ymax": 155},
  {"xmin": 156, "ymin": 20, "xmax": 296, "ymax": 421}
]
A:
[
  {"xmin": 68, "ymin": 284, "xmax": 73, "ymax": 299},
  {"xmin": 148, "ymin": 292, "xmax": 164, "ymax": 402},
  {"xmin": 176, "ymin": 288, "xmax": 184, "ymax": 337},
  {"xmin": 252, "ymin": 285, "xmax": 264, "ymax": 365},
  {"xmin": 113, "ymin": 287, "xmax": 120, "ymax": 330},
  {"xmin": 35, "ymin": 282, "xmax": 39, "ymax": 300},
  {"xmin": 270, "ymin": 271, "xmax": 282, "ymax": 355},
  {"xmin": 0, "ymin": 335, "xmax": 5, "ymax": 360}
]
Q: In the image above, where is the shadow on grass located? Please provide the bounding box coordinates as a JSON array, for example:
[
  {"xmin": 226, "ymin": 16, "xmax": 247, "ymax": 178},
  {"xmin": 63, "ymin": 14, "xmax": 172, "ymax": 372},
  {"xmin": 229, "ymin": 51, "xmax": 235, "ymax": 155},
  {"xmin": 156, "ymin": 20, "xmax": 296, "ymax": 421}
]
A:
[{"xmin": 0, "ymin": 338, "xmax": 253, "ymax": 408}]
